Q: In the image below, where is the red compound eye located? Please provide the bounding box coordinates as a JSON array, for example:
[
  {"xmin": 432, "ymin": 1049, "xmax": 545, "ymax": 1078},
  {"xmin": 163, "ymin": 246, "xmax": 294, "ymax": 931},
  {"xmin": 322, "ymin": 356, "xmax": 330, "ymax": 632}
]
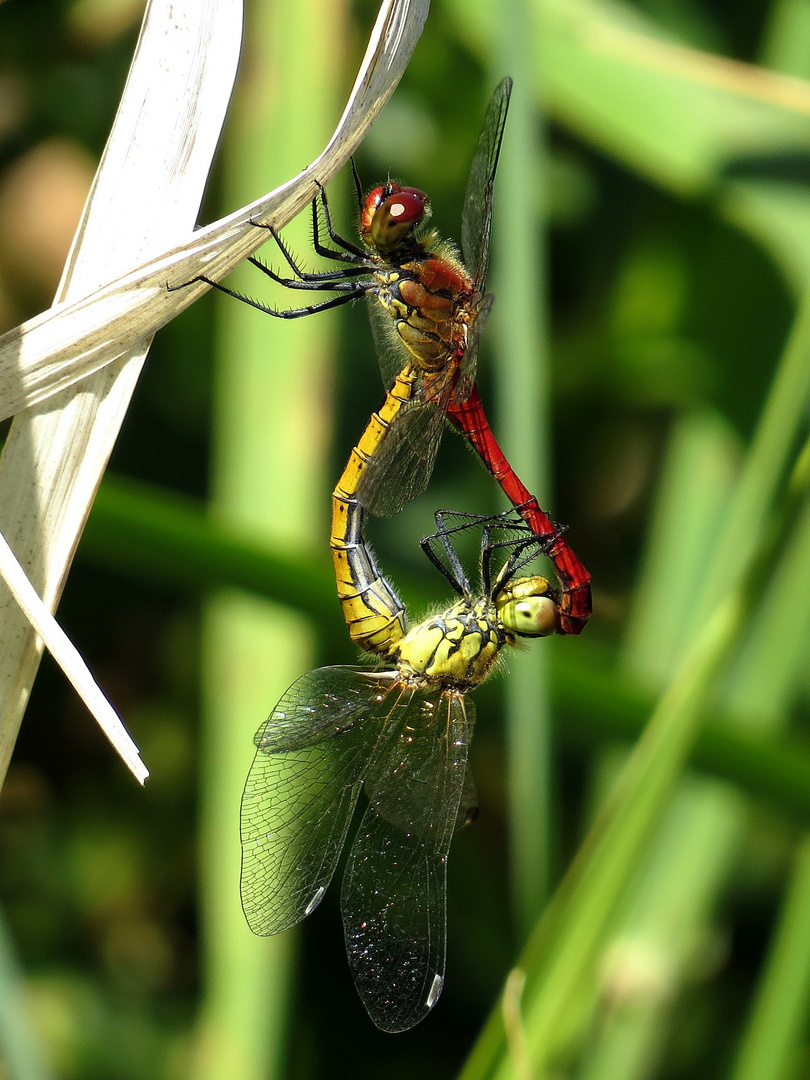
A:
[
  {"xmin": 360, "ymin": 185, "xmax": 387, "ymax": 235},
  {"xmin": 381, "ymin": 187, "xmax": 426, "ymax": 226},
  {"xmin": 360, "ymin": 184, "xmax": 429, "ymax": 253}
]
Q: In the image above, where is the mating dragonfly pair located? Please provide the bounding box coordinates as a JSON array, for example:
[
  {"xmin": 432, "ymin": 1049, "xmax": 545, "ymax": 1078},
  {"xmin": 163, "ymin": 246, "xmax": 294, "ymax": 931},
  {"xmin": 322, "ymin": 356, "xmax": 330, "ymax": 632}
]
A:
[{"xmin": 213, "ymin": 78, "xmax": 591, "ymax": 1031}]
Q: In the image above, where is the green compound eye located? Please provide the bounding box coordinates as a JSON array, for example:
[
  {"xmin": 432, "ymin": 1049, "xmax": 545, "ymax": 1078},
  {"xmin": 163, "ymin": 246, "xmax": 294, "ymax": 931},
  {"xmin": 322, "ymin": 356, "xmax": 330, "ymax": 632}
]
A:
[
  {"xmin": 499, "ymin": 596, "xmax": 558, "ymax": 637},
  {"xmin": 496, "ymin": 576, "xmax": 559, "ymax": 637}
]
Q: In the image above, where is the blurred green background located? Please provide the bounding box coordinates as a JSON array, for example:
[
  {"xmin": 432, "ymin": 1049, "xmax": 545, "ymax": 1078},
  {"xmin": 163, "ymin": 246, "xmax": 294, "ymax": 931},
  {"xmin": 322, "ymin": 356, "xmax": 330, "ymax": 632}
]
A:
[{"xmin": 4, "ymin": 0, "xmax": 810, "ymax": 1077}]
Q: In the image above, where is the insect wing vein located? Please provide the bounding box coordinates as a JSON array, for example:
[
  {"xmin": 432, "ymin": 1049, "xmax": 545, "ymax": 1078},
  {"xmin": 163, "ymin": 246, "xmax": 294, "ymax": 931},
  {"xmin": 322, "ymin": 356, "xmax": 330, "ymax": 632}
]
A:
[
  {"xmin": 240, "ymin": 666, "xmax": 398, "ymax": 936},
  {"xmin": 341, "ymin": 691, "xmax": 475, "ymax": 1032},
  {"xmin": 356, "ymin": 382, "xmax": 452, "ymax": 518},
  {"xmin": 367, "ymin": 293, "xmax": 413, "ymax": 391},
  {"xmin": 460, "ymin": 77, "xmax": 513, "ymax": 292}
]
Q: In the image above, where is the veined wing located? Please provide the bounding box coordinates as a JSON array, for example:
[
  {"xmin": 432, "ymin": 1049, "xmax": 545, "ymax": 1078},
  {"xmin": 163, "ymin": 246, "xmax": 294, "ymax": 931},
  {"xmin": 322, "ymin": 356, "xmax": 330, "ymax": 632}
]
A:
[
  {"xmin": 456, "ymin": 763, "xmax": 478, "ymax": 829},
  {"xmin": 453, "ymin": 291, "xmax": 494, "ymax": 405},
  {"xmin": 240, "ymin": 666, "xmax": 400, "ymax": 936},
  {"xmin": 341, "ymin": 689, "xmax": 476, "ymax": 1033},
  {"xmin": 460, "ymin": 77, "xmax": 513, "ymax": 293},
  {"xmin": 355, "ymin": 373, "xmax": 454, "ymax": 518},
  {"xmin": 367, "ymin": 293, "xmax": 413, "ymax": 391}
]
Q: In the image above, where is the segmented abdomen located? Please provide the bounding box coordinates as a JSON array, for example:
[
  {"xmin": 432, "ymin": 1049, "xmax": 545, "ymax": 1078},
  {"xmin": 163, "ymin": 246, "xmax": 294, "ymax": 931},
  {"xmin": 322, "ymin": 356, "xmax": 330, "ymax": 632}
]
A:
[{"xmin": 330, "ymin": 366, "xmax": 417, "ymax": 656}]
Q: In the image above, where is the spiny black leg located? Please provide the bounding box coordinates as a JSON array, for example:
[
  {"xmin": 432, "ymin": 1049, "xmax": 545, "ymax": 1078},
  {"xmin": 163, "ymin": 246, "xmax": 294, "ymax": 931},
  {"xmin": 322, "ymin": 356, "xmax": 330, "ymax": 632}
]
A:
[
  {"xmin": 485, "ymin": 530, "xmax": 531, "ymax": 597},
  {"xmin": 350, "ymin": 158, "xmax": 363, "ymax": 210},
  {"xmin": 435, "ymin": 508, "xmax": 526, "ymax": 533},
  {"xmin": 248, "ymin": 254, "xmax": 368, "ymax": 291},
  {"xmin": 481, "ymin": 522, "xmax": 496, "ymax": 595},
  {"xmin": 312, "ymin": 181, "xmax": 368, "ymax": 261},
  {"xmin": 420, "ymin": 533, "xmax": 467, "ymax": 596},
  {"xmin": 254, "ymin": 226, "xmax": 368, "ymax": 284},
  {"xmin": 421, "ymin": 510, "xmax": 476, "ymax": 595},
  {"xmin": 305, "ymin": 190, "xmax": 363, "ymax": 265},
  {"xmin": 488, "ymin": 531, "xmax": 560, "ymax": 598},
  {"xmin": 246, "ymin": 195, "xmax": 363, "ymax": 267},
  {"xmin": 199, "ymin": 276, "xmax": 363, "ymax": 318}
]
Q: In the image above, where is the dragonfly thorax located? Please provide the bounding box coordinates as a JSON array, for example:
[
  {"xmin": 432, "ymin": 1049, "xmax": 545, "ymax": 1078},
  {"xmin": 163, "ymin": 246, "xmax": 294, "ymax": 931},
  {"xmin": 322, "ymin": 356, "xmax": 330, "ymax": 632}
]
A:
[
  {"xmin": 395, "ymin": 572, "xmax": 559, "ymax": 687},
  {"xmin": 372, "ymin": 252, "xmax": 475, "ymax": 372},
  {"xmin": 395, "ymin": 596, "xmax": 507, "ymax": 688}
]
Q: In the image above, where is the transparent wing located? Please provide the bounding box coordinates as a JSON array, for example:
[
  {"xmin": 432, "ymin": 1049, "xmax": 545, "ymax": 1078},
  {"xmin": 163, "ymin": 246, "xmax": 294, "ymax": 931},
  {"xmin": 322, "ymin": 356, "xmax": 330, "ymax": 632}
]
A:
[
  {"xmin": 341, "ymin": 690, "xmax": 476, "ymax": 1033},
  {"xmin": 461, "ymin": 77, "xmax": 513, "ymax": 292},
  {"xmin": 240, "ymin": 666, "xmax": 400, "ymax": 936},
  {"xmin": 453, "ymin": 291, "xmax": 494, "ymax": 405},
  {"xmin": 367, "ymin": 293, "xmax": 413, "ymax": 390},
  {"xmin": 356, "ymin": 374, "xmax": 454, "ymax": 518},
  {"xmin": 456, "ymin": 763, "xmax": 478, "ymax": 830}
]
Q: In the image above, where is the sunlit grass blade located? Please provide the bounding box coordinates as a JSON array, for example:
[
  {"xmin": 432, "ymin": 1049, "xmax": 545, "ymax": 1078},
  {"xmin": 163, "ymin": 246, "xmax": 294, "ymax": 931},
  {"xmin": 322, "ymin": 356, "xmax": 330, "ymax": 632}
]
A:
[
  {"xmin": 0, "ymin": 527, "xmax": 147, "ymax": 783},
  {"xmin": 459, "ymin": 267, "xmax": 810, "ymax": 1077},
  {"xmin": 491, "ymin": 0, "xmax": 553, "ymax": 936},
  {"xmin": 0, "ymin": 0, "xmax": 241, "ymax": 792},
  {"xmin": 192, "ymin": 3, "xmax": 348, "ymax": 1077},
  {"xmin": 574, "ymin": 411, "xmax": 741, "ymax": 1079},
  {"xmin": 593, "ymin": 294, "xmax": 810, "ymax": 1080},
  {"xmin": 576, "ymin": 780, "xmax": 742, "ymax": 1080},
  {"xmin": 731, "ymin": 834, "xmax": 810, "ymax": 1080}
]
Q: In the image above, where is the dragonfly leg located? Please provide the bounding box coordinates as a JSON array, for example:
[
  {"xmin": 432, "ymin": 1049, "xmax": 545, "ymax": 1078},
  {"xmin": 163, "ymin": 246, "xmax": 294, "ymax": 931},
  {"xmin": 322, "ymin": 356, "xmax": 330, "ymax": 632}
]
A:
[
  {"xmin": 421, "ymin": 510, "xmax": 546, "ymax": 598},
  {"xmin": 422, "ymin": 509, "xmax": 518, "ymax": 596},
  {"xmin": 350, "ymin": 157, "xmax": 364, "ymax": 211},
  {"xmin": 248, "ymin": 253, "xmax": 367, "ymax": 291},
  {"xmin": 251, "ymin": 228, "xmax": 369, "ymax": 285},
  {"xmin": 198, "ymin": 277, "xmax": 363, "ymax": 319},
  {"xmin": 419, "ymin": 529, "xmax": 468, "ymax": 596},
  {"xmin": 486, "ymin": 533, "xmax": 553, "ymax": 599},
  {"xmin": 249, "ymin": 189, "xmax": 365, "ymax": 266},
  {"xmin": 312, "ymin": 180, "xmax": 368, "ymax": 261}
]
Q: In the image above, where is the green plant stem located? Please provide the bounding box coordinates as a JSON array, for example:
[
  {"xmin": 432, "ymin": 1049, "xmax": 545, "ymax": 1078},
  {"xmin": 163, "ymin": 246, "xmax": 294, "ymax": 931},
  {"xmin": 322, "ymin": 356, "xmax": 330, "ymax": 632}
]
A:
[
  {"xmin": 730, "ymin": 833, "xmax": 810, "ymax": 1080},
  {"xmin": 462, "ymin": 596, "xmax": 740, "ymax": 1080},
  {"xmin": 193, "ymin": 4, "xmax": 344, "ymax": 1078},
  {"xmin": 493, "ymin": 0, "xmax": 552, "ymax": 939}
]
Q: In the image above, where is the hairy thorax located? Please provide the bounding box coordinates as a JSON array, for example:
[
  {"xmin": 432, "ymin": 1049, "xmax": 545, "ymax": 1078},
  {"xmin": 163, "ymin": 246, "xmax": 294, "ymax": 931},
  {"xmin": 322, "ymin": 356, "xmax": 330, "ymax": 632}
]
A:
[
  {"xmin": 372, "ymin": 247, "xmax": 474, "ymax": 372},
  {"xmin": 395, "ymin": 597, "xmax": 510, "ymax": 689}
]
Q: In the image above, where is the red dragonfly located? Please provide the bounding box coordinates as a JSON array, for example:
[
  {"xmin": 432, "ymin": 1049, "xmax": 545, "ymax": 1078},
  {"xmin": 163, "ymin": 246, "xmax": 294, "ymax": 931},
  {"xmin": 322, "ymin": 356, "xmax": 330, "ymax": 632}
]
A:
[{"xmin": 210, "ymin": 78, "xmax": 591, "ymax": 634}]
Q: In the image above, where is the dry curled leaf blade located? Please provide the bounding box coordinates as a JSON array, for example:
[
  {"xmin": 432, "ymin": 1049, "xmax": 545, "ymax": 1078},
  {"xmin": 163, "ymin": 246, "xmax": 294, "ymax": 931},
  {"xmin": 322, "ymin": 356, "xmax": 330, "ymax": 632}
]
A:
[
  {"xmin": 0, "ymin": 0, "xmax": 429, "ymax": 421},
  {"xmin": 0, "ymin": 0, "xmax": 428, "ymax": 787}
]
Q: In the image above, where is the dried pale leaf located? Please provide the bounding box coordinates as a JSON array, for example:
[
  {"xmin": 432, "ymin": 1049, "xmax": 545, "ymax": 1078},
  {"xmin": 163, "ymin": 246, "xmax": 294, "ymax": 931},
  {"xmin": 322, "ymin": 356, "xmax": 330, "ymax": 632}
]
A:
[
  {"xmin": 0, "ymin": 0, "xmax": 244, "ymax": 786},
  {"xmin": 0, "ymin": 0, "xmax": 430, "ymax": 420},
  {"xmin": 0, "ymin": 528, "xmax": 148, "ymax": 783},
  {"xmin": 0, "ymin": 0, "xmax": 428, "ymax": 788}
]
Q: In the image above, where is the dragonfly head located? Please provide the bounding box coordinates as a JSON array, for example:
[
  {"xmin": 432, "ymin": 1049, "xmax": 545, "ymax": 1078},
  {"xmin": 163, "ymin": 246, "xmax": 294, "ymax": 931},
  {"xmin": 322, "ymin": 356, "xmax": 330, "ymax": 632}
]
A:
[
  {"xmin": 360, "ymin": 183, "xmax": 430, "ymax": 254},
  {"xmin": 496, "ymin": 576, "xmax": 559, "ymax": 638}
]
